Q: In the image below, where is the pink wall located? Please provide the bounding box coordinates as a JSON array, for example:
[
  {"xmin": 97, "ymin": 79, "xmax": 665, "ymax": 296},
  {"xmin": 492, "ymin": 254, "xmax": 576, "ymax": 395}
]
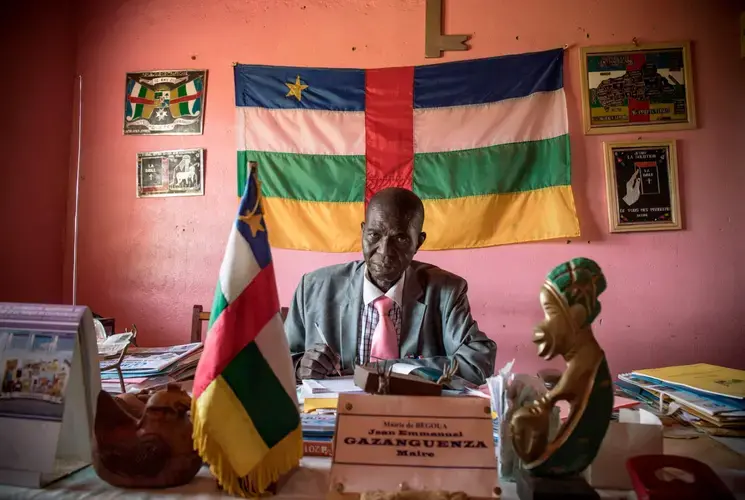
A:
[
  {"xmin": 0, "ymin": 1, "xmax": 77, "ymax": 304},
  {"xmin": 69, "ymin": 0, "xmax": 744, "ymax": 376}
]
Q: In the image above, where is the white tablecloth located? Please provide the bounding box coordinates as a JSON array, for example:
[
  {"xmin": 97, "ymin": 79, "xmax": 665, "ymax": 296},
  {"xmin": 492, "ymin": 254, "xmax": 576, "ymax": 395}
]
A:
[
  {"xmin": 2, "ymin": 437, "xmax": 744, "ymax": 499},
  {"xmin": 0, "ymin": 457, "xmax": 626, "ymax": 500}
]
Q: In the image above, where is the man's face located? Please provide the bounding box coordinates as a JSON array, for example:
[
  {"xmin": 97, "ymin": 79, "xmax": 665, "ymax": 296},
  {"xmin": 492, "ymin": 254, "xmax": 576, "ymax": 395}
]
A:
[{"xmin": 361, "ymin": 204, "xmax": 424, "ymax": 290}]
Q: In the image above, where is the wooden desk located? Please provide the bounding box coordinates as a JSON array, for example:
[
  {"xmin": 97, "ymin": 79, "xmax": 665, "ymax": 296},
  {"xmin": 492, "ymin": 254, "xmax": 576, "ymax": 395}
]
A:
[{"xmin": 0, "ymin": 435, "xmax": 743, "ymax": 499}]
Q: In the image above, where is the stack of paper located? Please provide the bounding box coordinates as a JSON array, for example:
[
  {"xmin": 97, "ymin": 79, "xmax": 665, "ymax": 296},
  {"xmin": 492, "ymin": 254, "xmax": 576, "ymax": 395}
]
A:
[
  {"xmin": 299, "ymin": 377, "xmax": 365, "ymax": 413},
  {"xmin": 97, "ymin": 332, "xmax": 133, "ymax": 358},
  {"xmin": 100, "ymin": 342, "xmax": 202, "ymax": 393},
  {"xmin": 616, "ymin": 363, "xmax": 745, "ymax": 436}
]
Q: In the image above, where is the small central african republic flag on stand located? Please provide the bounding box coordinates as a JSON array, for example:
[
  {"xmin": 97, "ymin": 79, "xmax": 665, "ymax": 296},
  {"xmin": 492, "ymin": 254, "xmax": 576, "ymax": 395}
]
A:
[
  {"xmin": 192, "ymin": 166, "xmax": 301, "ymax": 497},
  {"xmin": 235, "ymin": 48, "xmax": 580, "ymax": 252}
]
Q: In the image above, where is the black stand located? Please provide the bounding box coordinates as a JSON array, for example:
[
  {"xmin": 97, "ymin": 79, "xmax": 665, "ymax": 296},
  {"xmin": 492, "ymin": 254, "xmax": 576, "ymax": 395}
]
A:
[{"xmin": 516, "ymin": 467, "xmax": 600, "ymax": 500}]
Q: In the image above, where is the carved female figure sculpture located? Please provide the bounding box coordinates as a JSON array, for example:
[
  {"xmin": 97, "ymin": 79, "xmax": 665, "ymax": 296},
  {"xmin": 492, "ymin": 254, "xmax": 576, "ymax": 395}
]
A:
[{"xmin": 510, "ymin": 258, "xmax": 613, "ymax": 478}]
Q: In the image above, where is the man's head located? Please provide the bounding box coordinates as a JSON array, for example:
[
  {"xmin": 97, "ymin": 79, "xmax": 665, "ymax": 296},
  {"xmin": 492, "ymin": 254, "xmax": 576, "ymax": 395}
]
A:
[{"xmin": 361, "ymin": 188, "xmax": 426, "ymax": 292}]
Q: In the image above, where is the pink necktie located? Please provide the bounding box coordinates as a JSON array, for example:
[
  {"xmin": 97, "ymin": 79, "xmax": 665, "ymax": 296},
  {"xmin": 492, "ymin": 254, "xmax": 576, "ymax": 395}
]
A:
[{"xmin": 370, "ymin": 296, "xmax": 398, "ymax": 361}]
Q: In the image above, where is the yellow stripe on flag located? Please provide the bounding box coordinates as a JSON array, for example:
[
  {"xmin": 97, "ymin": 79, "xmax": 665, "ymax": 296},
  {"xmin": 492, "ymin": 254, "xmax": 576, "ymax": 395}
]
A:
[
  {"xmin": 421, "ymin": 186, "xmax": 580, "ymax": 250},
  {"xmin": 263, "ymin": 197, "xmax": 363, "ymax": 252},
  {"xmin": 193, "ymin": 376, "xmax": 269, "ymax": 476},
  {"xmin": 261, "ymin": 186, "xmax": 578, "ymax": 252}
]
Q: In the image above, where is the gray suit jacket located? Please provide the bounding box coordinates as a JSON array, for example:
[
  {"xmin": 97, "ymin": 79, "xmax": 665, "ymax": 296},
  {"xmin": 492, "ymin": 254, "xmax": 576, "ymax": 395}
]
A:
[{"xmin": 284, "ymin": 260, "xmax": 496, "ymax": 385}]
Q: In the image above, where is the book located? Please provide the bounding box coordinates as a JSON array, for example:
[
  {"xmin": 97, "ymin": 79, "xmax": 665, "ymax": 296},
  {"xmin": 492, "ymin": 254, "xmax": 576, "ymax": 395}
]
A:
[
  {"xmin": 301, "ymin": 376, "xmax": 362, "ymax": 396},
  {"xmin": 302, "ymin": 379, "xmax": 329, "ymax": 394},
  {"xmin": 618, "ymin": 375, "xmax": 745, "ymax": 428},
  {"xmin": 303, "ymin": 439, "xmax": 333, "ymax": 457},
  {"xmin": 620, "ymin": 373, "xmax": 745, "ymax": 417},
  {"xmin": 631, "ymin": 364, "xmax": 745, "ymax": 399},
  {"xmin": 301, "ymin": 412, "xmax": 336, "ymax": 440}
]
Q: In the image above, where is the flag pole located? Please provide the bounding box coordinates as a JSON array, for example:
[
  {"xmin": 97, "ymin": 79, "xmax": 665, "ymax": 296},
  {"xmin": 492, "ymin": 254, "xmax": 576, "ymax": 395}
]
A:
[{"xmin": 72, "ymin": 75, "xmax": 83, "ymax": 305}]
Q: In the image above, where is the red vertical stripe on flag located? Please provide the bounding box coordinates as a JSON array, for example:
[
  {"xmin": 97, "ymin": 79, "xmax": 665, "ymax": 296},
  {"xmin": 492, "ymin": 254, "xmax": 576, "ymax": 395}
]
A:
[
  {"xmin": 193, "ymin": 263, "xmax": 280, "ymax": 399},
  {"xmin": 364, "ymin": 67, "xmax": 415, "ymax": 204}
]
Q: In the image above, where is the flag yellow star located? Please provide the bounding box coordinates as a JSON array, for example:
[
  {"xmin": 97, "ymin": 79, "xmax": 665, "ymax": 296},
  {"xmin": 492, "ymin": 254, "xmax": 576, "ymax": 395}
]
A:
[
  {"xmin": 238, "ymin": 212, "xmax": 265, "ymax": 237},
  {"xmin": 237, "ymin": 172, "xmax": 265, "ymax": 237},
  {"xmin": 285, "ymin": 75, "xmax": 308, "ymax": 101}
]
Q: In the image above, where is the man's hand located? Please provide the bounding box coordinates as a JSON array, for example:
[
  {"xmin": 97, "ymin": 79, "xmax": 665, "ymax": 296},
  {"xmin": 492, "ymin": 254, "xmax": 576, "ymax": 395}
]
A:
[{"xmin": 297, "ymin": 343, "xmax": 341, "ymax": 379}]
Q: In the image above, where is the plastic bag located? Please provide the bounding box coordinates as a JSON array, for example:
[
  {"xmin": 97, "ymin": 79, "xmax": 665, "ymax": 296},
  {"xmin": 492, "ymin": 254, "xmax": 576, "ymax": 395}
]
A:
[{"xmin": 487, "ymin": 364, "xmax": 560, "ymax": 482}]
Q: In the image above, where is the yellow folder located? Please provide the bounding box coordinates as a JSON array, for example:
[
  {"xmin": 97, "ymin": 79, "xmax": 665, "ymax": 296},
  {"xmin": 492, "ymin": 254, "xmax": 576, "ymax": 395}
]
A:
[{"xmin": 302, "ymin": 397, "xmax": 339, "ymax": 413}]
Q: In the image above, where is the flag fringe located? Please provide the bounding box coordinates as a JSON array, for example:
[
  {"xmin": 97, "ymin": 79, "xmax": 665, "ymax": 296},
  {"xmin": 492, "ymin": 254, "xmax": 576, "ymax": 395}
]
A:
[{"xmin": 192, "ymin": 406, "xmax": 303, "ymax": 497}]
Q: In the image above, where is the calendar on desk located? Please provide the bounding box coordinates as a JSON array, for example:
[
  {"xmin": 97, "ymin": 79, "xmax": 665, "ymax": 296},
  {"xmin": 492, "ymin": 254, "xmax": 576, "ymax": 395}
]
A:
[{"xmin": 0, "ymin": 303, "xmax": 101, "ymax": 488}]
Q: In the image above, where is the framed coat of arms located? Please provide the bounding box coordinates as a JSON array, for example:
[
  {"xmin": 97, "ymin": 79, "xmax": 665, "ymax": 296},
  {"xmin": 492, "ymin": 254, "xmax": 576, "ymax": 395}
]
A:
[{"xmin": 124, "ymin": 70, "xmax": 206, "ymax": 135}]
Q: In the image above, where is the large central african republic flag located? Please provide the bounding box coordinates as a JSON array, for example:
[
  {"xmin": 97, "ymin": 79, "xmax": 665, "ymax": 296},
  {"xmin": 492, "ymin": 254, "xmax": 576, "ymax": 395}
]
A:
[{"xmin": 235, "ymin": 48, "xmax": 579, "ymax": 252}]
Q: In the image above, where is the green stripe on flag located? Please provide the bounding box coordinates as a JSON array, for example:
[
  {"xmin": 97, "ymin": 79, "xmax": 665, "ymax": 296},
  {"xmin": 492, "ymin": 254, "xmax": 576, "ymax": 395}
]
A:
[
  {"xmin": 221, "ymin": 342, "xmax": 300, "ymax": 447},
  {"xmin": 177, "ymin": 84, "xmax": 187, "ymax": 98},
  {"xmin": 209, "ymin": 286, "xmax": 228, "ymax": 330},
  {"xmin": 179, "ymin": 101, "xmax": 189, "ymax": 115},
  {"xmin": 137, "ymin": 85, "xmax": 148, "ymax": 98},
  {"xmin": 413, "ymin": 134, "xmax": 570, "ymax": 200},
  {"xmin": 237, "ymin": 151, "xmax": 365, "ymax": 201},
  {"xmin": 133, "ymin": 103, "xmax": 143, "ymax": 118}
]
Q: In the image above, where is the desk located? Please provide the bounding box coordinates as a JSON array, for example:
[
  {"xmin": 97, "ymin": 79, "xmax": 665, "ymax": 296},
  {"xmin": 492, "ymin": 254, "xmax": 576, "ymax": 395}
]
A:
[{"xmin": 2, "ymin": 436, "xmax": 744, "ymax": 499}]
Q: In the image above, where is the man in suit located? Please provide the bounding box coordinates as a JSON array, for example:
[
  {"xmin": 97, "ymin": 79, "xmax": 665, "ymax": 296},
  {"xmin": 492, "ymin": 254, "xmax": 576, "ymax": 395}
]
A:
[{"xmin": 284, "ymin": 188, "xmax": 496, "ymax": 385}]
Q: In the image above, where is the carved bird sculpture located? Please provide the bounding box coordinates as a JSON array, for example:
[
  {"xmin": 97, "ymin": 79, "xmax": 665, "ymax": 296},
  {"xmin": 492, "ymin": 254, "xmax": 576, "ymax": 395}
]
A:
[{"xmin": 92, "ymin": 384, "xmax": 202, "ymax": 488}]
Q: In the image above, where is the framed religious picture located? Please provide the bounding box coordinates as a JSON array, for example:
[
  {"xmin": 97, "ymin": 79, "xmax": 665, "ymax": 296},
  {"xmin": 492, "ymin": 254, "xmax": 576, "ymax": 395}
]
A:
[
  {"xmin": 580, "ymin": 42, "xmax": 696, "ymax": 134},
  {"xmin": 603, "ymin": 140, "xmax": 681, "ymax": 233},
  {"xmin": 136, "ymin": 149, "xmax": 204, "ymax": 198},
  {"xmin": 123, "ymin": 70, "xmax": 206, "ymax": 135}
]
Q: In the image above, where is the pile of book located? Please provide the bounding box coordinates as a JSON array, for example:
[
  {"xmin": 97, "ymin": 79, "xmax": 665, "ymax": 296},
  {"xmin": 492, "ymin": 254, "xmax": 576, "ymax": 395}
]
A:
[
  {"xmin": 296, "ymin": 377, "xmax": 363, "ymax": 457},
  {"xmin": 301, "ymin": 412, "xmax": 336, "ymax": 457},
  {"xmin": 616, "ymin": 363, "xmax": 745, "ymax": 437},
  {"xmin": 100, "ymin": 342, "xmax": 203, "ymax": 393}
]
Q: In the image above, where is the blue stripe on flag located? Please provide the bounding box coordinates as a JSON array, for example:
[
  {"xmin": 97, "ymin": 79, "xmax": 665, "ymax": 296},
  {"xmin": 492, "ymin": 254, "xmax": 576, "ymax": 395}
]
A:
[
  {"xmin": 235, "ymin": 172, "xmax": 272, "ymax": 269},
  {"xmin": 234, "ymin": 64, "xmax": 365, "ymax": 111},
  {"xmin": 413, "ymin": 48, "xmax": 563, "ymax": 109}
]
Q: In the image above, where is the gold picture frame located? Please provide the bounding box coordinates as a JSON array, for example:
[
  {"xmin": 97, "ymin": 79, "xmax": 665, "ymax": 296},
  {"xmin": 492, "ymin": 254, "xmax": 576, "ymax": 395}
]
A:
[
  {"xmin": 603, "ymin": 140, "xmax": 682, "ymax": 233},
  {"xmin": 580, "ymin": 42, "xmax": 696, "ymax": 135}
]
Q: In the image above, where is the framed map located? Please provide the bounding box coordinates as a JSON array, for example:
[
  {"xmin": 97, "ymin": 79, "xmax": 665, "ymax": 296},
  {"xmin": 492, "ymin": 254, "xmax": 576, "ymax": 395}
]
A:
[
  {"xmin": 603, "ymin": 140, "xmax": 681, "ymax": 233},
  {"xmin": 137, "ymin": 149, "xmax": 204, "ymax": 198},
  {"xmin": 580, "ymin": 43, "xmax": 696, "ymax": 134},
  {"xmin": 124, "ymin": 70, "xmax": 206, "ymax": 135}
]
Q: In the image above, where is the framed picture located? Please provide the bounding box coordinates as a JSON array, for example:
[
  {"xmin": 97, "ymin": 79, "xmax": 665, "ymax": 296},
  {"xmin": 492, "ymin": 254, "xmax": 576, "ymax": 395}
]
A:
[
  {"xmin": 580, "ymin": 42, "xmax": 696, "ymax": 134},
  {"xmin": 603, "ymin": 140, "xmax": 681, "ymax": 233},
  {"xmin": 137, "ymin": 149, "xmax": 204, "ymax": 198},
  {"xmin": 124, "ymin": 70, "xmax": 206, "ymax": 135}
]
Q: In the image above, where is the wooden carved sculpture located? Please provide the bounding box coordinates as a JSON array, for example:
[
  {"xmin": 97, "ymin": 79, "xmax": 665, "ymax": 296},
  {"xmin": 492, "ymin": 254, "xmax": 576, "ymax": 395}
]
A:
[
  {"xmin": 510, "ymin": 258, "xmax": 613, "ymax": 477},
  {"xmin": 92, "ymin": 384, "xmax": 202, "ymax": 488}
]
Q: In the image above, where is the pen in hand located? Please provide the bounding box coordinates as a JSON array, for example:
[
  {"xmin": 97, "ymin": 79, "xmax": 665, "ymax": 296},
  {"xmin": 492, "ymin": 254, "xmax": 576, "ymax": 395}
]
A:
[{"xmin": 314, "ymin": 322, "xmax": 342, "ymax": 377}]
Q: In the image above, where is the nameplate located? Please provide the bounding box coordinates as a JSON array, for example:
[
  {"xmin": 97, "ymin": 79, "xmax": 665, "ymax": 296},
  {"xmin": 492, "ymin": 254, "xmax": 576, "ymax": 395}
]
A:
[{"xmin": 328, "ymin": 393, "xmax": 498, "ymax": 498}]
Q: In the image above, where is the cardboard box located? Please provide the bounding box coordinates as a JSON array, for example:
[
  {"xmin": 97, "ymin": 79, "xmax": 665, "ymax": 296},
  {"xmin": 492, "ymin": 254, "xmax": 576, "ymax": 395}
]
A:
[{"xmin": 585, "ymin": 408, "xmax": 663, "ymax": 490}]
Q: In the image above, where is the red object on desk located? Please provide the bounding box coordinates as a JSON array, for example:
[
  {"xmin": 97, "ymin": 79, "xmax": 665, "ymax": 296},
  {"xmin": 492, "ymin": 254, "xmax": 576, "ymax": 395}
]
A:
[{"xmin": 626, "ymin": 455, "xmax": 735, "ymax": 500}]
